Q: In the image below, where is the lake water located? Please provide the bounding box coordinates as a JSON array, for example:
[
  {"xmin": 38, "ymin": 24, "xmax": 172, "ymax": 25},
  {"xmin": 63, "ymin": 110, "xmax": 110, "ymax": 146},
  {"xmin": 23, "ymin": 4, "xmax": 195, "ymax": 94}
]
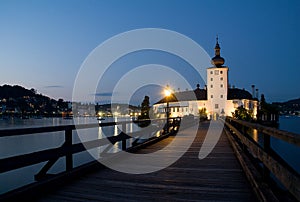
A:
[
  {"xmin": 245, "ymin": 116, "xmax": 300, "ymax": 175},
  {"xmin": 0, "ymin": 116, "xmax": 299, "ymax": 194},
  {"xmin": 0, "ymin": 116, "xmax": 140, "ymax": 194},
  {"xmin": 272, "ymin": 116, "xmax": 300, "ymax": 173}
]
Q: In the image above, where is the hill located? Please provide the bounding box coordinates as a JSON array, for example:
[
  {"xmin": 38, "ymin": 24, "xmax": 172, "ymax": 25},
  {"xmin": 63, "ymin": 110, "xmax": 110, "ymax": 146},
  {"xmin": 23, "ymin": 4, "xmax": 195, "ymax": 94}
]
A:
[
  {"xmin": 273, "ymin": 98, "xmax": 300, "ymax": 115},
  {"xmin": 0, "ymin": 85, "xmax": 40, "ymax": 99},
  {"xmin": 0, "ymin": 84, "xmax": 69, "ymax": 117}
]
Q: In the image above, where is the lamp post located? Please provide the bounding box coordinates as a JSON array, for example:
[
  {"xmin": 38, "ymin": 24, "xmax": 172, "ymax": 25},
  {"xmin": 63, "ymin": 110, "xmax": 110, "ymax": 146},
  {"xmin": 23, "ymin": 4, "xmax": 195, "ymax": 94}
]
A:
[{"xmin": 164, "ymin": 86, "xmax": 171, "ymax": 133}]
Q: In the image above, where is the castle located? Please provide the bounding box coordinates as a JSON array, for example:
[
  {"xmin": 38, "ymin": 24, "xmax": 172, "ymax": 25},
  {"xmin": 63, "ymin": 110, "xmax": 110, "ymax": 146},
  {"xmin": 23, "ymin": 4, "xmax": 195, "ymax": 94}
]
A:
[{"xmin": 153, "ymin": 38, "xmax": 258, "ymax": 120}]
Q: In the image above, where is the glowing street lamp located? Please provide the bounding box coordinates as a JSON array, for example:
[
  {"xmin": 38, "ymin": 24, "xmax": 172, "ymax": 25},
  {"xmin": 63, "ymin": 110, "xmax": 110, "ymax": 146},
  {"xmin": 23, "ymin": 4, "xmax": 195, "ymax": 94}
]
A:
[
  {"xmin": 164, "ymin": 86, "xmax": 172, "ymax": 133},
  {"xmin": 164, "ymin": 89, "xmax": 171, "ymax": 97}
]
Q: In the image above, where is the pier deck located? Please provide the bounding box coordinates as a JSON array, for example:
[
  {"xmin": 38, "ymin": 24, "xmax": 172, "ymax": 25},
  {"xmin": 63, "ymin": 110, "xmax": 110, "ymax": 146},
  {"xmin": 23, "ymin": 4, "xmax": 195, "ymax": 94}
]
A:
[{"xmin": 37, "ymin": 121, "xmax": 257, "ymax": 202}]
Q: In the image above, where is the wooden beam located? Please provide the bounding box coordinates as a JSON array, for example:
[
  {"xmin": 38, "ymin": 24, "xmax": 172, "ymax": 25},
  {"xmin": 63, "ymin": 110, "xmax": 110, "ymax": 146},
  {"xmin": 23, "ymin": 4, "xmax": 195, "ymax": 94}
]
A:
[{"xmin": 225, "ymin": 121, "xmax": 300, "ymax": 201}]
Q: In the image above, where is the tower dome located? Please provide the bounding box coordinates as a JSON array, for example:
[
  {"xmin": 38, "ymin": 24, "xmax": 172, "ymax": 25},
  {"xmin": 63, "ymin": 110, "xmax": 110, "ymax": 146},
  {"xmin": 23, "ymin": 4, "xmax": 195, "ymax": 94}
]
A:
[{"xmin": 211, "ymin": 36, "xmax": 225, "ymax": 67}]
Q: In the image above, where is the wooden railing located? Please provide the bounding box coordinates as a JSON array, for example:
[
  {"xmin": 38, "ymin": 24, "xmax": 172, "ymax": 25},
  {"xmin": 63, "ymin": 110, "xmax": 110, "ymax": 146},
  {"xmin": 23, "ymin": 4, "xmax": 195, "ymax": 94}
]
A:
[
  {"xmin": 224, "ymin": 117, "xmax": 300, "ymax": 201},
  {"xmin": 0, "ymin": 118, "xmax": 181, "ymax": 193}
]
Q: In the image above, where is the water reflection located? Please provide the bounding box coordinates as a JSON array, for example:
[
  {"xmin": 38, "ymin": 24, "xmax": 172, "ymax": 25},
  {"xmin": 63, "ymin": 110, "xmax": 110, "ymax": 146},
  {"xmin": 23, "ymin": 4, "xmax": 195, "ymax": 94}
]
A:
[
  {"xmin": 0, "ymin": 116, "xmax": 143, "ymax": 194},
  {"xmin": 130, "ymin": 122, "xmax": 133, "ymax": 133},
  {"xmin": 252, "ymin": 129, "xmax": 258, "ymax": 142},
  {"xmin": 246, "ymin": 128, "xmax": 263, "ymax": 146},
  {"xmin": 97, "ymin": 118, "xmax": 141, "ymax": 157},
  {"xmin": 97, "ymin": 126, "xmax": 106, "ymax": 157}
]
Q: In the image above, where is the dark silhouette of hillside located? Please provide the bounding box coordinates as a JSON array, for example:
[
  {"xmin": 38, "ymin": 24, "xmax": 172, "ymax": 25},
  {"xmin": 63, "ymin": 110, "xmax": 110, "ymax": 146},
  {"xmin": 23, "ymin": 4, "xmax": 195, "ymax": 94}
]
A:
[
  {"xmin": 273, "ymin": 98, "xmax": 300, "ymax": 115},
  {"xmin": 0, "ymin": 85, "xmax": 38, "ymax": 98},
  {"xmin": 0, "ymin": 84, "xmax": 69, "ymax": 117}
]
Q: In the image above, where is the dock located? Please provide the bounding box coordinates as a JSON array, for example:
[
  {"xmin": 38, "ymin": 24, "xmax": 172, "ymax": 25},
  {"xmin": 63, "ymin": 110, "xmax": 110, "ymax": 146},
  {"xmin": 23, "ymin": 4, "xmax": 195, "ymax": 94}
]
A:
[
  {"xmin": 38, "ymin": 121, "xmax": 256, "ymax": 201},
  {"xmin": 1, "ymin": 118, "xmax": 299, "ymax": 202}
]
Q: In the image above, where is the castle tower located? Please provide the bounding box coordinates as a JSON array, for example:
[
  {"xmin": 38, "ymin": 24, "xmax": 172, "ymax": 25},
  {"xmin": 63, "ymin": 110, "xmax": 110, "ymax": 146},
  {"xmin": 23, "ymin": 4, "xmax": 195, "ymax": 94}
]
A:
[{"xmin": 207, "ymin": 36, "xmax": 229, "ymax": 119}]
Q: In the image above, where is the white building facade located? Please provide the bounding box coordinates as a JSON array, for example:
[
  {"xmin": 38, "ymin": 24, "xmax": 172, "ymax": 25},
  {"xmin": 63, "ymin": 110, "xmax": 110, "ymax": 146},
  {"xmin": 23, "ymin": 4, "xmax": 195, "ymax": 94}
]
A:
[{"xmin": 153, "ymin": 38, "xmax": 258, "ymax": 120}]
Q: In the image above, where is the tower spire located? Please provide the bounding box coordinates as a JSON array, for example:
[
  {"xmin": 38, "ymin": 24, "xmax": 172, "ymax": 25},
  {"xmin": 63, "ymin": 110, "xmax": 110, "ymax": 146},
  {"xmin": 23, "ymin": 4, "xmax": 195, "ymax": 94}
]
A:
[
  {"xmin": 211, "ymin": 35, "xmax": 225, "ymax": 67},
  {"xmin": 214, "ymin": 35, "xmax": 220, "ymax": 56}
]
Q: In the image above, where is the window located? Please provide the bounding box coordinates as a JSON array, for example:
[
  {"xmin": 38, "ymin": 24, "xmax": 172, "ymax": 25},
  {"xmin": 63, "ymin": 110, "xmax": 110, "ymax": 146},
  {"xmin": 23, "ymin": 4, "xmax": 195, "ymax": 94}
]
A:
[
  {"xmin": 211, "ymin": 85, "xmax": 213, "ymax": 88},
  {"xmin": 173, "ymin": 108, "xmax": 175, "ymax": 112},
  {"xmin": 220, "ymin": 71, "xmax": 223, "ymax": 74},
  {"xmin": 177, "ymin": 107, "xmax": 179, "ymax": 112},
  {"xmin": 215, "ymin": 104, "xmax": 219, "ymax": 109},
  {"xmin": 210, "ymin": 71, "xmax": 213, "ymax": 74},
  {"xmin": 211, "ymin": 78, "xmax": 213, "ymax": 81},
  {"xmin": 220, "ymin": 77, "xmax": 223, "ymax": 81},
  {"xmin": 214, "ymin": 70, "xmax": 219, "ymax": 75},
  {"xmin": 220, "ymin": 95, "xmax": 223, "ymax": 98},
  {"xmin": 211, "ymin": 95, "xmax": 213, "ymax": 98},
  {"xmin": 220, "ymin": 84, "xmax": 223, "ymax": 88}
]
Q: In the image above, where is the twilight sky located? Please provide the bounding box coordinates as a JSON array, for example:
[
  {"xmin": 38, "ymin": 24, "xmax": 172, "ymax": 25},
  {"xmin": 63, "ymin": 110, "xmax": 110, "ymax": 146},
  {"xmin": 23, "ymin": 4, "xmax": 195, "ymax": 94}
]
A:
[{"xmin": 0, "ymin": 0, "xmax": 299, "ymax": 105}]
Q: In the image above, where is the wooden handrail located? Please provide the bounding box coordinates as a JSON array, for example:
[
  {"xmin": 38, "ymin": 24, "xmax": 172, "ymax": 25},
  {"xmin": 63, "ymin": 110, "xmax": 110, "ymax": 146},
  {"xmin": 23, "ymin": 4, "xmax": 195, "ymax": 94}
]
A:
[
  {"xmin": 0, "ymin": 118, "xmax": 179, "ymax": 179},
  {"xmin": 0, "ymin": 118, "xmax": 167, "ymax": 137},
  {"xmin": 226, "ymin": 117, "xmax": 300, "ymax": 146},
  {"xmin": 224, "ymin": 117, "xmax": 300, "ymax": 201}
]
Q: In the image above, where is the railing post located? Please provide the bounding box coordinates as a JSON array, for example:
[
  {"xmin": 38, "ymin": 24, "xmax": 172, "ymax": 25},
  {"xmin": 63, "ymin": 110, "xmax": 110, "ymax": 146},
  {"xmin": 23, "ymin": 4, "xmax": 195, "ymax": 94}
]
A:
[
  {"xmin": 122, "ymin": 123, "xmax": 127, "ymax": 151},
  {"xmin": 263, "ymin": 134, "xmax": 271, "ymax": 182},
  {"xmin": 65, "ymin": 129, "xmax": 73, "ymax": 171}
]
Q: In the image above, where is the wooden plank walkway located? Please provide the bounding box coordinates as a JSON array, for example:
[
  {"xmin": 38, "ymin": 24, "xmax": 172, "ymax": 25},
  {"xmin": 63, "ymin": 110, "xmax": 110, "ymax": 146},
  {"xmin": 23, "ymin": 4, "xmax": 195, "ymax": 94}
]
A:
[{"xmin": 38, "ymin": 121, "xmax": 257, "ymax": 202}]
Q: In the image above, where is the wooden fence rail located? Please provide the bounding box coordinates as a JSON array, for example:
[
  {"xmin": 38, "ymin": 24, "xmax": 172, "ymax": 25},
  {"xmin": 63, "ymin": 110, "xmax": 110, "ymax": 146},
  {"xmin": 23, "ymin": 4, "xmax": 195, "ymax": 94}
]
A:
[
  {"xmin": 225, "ymin": 117, "xmax": 300, "ymax": 201},
  {"xmin": 0, "ymin": 118, "xmax": 180, "ymax": 182}
]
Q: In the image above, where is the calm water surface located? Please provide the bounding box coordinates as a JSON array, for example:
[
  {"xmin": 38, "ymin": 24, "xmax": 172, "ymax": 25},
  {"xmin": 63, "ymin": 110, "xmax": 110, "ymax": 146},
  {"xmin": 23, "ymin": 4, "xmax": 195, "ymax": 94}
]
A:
[
  {"xmin": 272, "ymin": 116, "xmax": 300, "ymax": 173},
  {"xmin": 0, "ymin": 116, "xmax": 139, "ymax": 194},
  {"xmin": 247, "ymin": 116, "xmax": 300, "ymax": 174},
  {"xmin": 0, "ymin": 116, "xmax": 299, "ymax": 194}
]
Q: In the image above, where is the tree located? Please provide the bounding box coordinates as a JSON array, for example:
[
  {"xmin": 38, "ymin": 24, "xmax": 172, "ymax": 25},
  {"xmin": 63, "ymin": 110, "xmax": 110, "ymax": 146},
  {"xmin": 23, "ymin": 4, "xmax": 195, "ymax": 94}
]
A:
[
  {"xmin": 232, "ymin": 106, "xmax": 252, "ymax": 121},
  {"xmin": 30, "ymin": 88, "xmax": 37, "ymax": 94},
  {"xmin": 134, "ymin": 96, "xmax": 151, "ymax": 128},
  {"xmin": 139, "ymin": 96, "xmax": 150, "ymax": 119},
  {"xmin": 257, "ymin": 94, "xmax": 279, "ymax": 126},
  {"xmin": 198, "ymin": 108, "xmax": 207, "ymax": 121}
]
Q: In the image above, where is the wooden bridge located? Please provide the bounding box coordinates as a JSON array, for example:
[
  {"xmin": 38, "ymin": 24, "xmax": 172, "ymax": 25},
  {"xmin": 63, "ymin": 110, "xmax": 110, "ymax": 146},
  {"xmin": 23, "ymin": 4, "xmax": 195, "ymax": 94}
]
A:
[{"xmin": 0, "ymin": 117, "xmax": 300, "ymax": 201}]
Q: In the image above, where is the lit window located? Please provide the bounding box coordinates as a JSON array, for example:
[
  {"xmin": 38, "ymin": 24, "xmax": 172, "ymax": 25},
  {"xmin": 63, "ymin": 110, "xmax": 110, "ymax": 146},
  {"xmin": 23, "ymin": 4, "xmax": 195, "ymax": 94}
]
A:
[{"xmin": 215, "ymin": 104, "xmax": 219, "ymax": 109}]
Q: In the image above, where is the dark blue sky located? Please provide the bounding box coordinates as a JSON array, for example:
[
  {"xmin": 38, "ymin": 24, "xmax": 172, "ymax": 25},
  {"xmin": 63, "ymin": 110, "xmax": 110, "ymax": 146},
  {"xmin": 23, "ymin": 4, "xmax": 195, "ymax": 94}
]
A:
[{"xmin": 0, "ymin": 0, "xmax": 299, "ymax": 104}]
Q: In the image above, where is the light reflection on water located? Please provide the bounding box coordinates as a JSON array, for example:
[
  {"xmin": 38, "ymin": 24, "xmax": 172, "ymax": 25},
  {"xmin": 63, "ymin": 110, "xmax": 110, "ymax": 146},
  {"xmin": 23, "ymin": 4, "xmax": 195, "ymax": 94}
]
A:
[
  {"xmin": 1, "ymin": 116, "xmax": 299, "ymax": 194},
  {"xmin": 245, "ymin": 116, "xmax": 300, "ymax": 174},
  {"xmin": 0, "ymin": 116, "xmax": 140, "ymax": 194},
  {"xmin": 252, "ymin": 129, "xmax": 258, "ymax": 142}
]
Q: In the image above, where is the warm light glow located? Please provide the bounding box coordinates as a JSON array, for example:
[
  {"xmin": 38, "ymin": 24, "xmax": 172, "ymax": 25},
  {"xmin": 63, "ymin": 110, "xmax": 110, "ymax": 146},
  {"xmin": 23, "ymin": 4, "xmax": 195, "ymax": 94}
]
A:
[
  {"xmin": 253, "ymin": 129, "xmax": 258, "ymax": 142},
  {"xmin": 164, "ymin": 89, "xmax": 171, "ymax": 97}
]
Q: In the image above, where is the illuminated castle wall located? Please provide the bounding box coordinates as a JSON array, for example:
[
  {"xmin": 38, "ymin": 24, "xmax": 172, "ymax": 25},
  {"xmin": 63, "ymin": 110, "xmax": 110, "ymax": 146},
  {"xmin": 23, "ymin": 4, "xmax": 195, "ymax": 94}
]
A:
[{"xmin": 153, "ymin": 38, "xmax": 258, "ymax": 120}]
